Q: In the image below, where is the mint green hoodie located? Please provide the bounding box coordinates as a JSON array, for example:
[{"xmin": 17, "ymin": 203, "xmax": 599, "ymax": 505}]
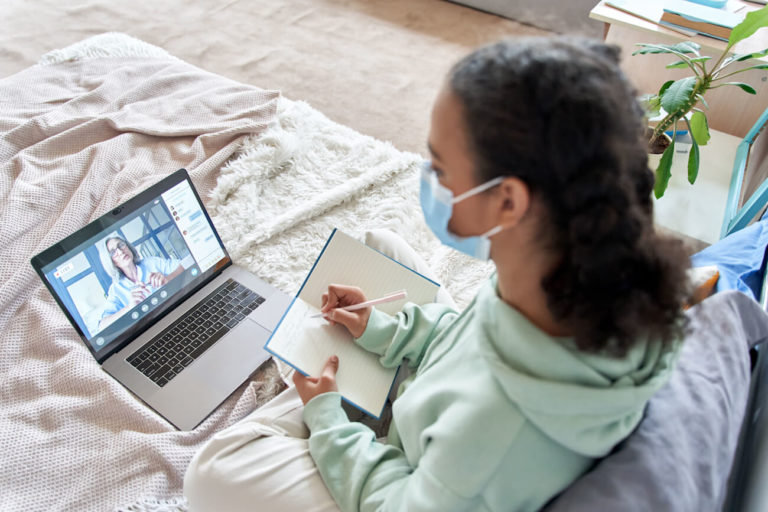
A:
[{"xmin": 302, "ymin": 276, "xmax": 680, "ymax": 512}]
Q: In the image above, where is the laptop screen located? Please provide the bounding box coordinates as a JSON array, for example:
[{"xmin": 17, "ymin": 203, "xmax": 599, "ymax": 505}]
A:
[{"xmin": 31, "ymin": 169, "xmax": 231, "ymax": 362}]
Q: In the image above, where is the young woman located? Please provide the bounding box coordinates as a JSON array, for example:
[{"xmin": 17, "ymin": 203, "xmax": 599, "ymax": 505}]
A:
[{"xmin": 184, "ymin": 37, "xmax": 689, "ymax": 512}]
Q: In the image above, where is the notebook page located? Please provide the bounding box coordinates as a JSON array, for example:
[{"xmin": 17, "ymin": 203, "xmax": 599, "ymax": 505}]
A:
[
  {"xmin": 266, "ymin": 229, "xmax": 440, "ymax": 417},
  {"xmin": 267, "ymin": 298, "xmax": 397, "ymax": 415},
  {"xmin": 298, "ymin": 230, "xmax": 439, "ymax": 313}
]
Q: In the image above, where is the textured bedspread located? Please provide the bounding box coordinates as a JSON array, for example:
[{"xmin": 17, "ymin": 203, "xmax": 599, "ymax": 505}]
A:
[
  {"xmin": 0, "ymin": 46, "xmax": 280, "ymax": 511},
  {"xmin": 0, "ymin": 34, "xmax": 492, "ymax": 511}
]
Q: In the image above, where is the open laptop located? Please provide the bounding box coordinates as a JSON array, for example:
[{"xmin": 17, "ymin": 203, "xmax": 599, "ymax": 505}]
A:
[{"xmin": 31, "ymin": 169, "xmax": 291, "ymax": 430}]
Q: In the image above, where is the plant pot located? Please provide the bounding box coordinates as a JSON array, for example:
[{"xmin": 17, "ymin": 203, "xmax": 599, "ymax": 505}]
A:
[{"xmin": 646, "ymin": 126, "xmax": 672, "ymax": 155}]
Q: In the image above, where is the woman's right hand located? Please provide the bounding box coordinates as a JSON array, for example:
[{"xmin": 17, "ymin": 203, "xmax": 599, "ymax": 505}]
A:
[
  {"xmin": 320, "ymin": 284, "xmax": 370, "ymax": 338},
  {"xmin": 130, "ymin": 283, "xmax": 149, "ymax": 306}
]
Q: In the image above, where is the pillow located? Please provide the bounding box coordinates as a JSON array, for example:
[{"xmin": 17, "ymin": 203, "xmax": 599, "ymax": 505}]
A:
[
  {"xmin": 686, "ymin": 265, "xmax": 719, "ymax": 307},
  {"xmin": 691, "ymin": 218, "xmax": 768, "ymax": 301},
  {"xmin": 544, "ymin": 291, "xmax": 768, "ymax": 511}
]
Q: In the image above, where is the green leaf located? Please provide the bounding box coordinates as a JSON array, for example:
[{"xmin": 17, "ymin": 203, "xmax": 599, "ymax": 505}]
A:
[
  {"xmin": 689, "ymin": 111, "xmax": 710, "ymax": 146},
  {"xmin": 688, "ymin": 141, "xmax": 700, "ymax": 185},
  {"xmin": 660, "ymin": 77, "xmax": 697, "ymax": 113},
  {"xmin": 721, "ymin": 48, "xmax": 768, "ymax": 67},
  {"xmin": 659, "ymin": 80, "xmax": 675, "ymax": 96},
  {"xmin": 666, "ymin": 56, "xmax": 710, "ymax": 70},
  {"xmin": 685, "ymin": 118, "xmax": 701, "ymax": 184},
  {"xmin": 735, "ymin": 48, "xmax": 768, "ymax": 61},
  {"xmin": 729, "ymin": 6, "xmax": 768, "ymax": 46},
  {"xmin": 666, "ymin": 61, "xmax": 690, "ymax": 69},
  {"xmin": 671, "ymin": 57, "xmax": 710, "ymax": 65},
  {"xmin": 633, "ymin": 44, "xmax": 666, "ymax": 56},
  {"xmin": 677, "ymin": 41, "xmax": 702, "ymax": 55},
  {"xmin": 633, "ymin": 42, "xmax": 701, "ymax": 56},
  {"xmin": 640, "ymin": 94, "xmax": 661, "ymax": 118},
  {"xmin": 724, "ymin": 82, "xmax": 758, "ymax": 94},
  {"xmin": 654, "ymin": 140, "xmax": 675, "ymax": 199}
]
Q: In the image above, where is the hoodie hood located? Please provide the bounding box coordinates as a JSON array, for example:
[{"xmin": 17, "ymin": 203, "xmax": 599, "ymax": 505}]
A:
[{"xmin": 476, "ymin": 276, "xmax": 681, "ymax": 458}]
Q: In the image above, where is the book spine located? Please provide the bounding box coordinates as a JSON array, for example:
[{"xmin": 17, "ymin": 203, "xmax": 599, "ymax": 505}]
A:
[{"xmin": 660, "ymin": 11, "xmax": 732, "ymax": 39}]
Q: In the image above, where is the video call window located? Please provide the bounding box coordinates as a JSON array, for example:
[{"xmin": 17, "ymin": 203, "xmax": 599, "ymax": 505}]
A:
[{"xmin": 56, "ymin": 203, "xmax": 192, "ymax": 339}]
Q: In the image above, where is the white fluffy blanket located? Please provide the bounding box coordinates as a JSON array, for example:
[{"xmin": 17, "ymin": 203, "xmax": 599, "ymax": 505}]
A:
[
  {"xmin": 0, "ymin": 33, "xmax": 492, "ymax": 512},
  {"xmin": 210, "ymin": 96, "xmax": 493, "ymax": 303}
]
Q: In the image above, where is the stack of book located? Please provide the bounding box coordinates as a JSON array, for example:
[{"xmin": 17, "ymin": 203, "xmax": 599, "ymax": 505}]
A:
[{"xmin": 660, "ymin": 0, "xmax": 745, "ymax": 41}]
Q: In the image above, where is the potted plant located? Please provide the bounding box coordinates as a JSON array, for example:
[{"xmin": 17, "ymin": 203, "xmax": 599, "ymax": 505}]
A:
[{"xmin": 633, "ymin": 6, "xmax": 768, "ymax": 198}]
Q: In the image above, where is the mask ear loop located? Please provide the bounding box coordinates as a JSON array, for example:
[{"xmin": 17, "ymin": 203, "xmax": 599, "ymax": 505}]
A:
[
  {"xmin": 480, "ymin": 225, "xmax": 504, "ymax": 238},
  {"xmin": 452, "ymin": 176, "xmax": 505, "ymax": 204},
  {"xmin": 457, "ymin": 178, "xmax": 508, "ymax": 240}
]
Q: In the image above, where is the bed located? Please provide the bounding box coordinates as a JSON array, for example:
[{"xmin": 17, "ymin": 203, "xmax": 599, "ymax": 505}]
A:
[
  {"xmin": 0, "ymin": 32, "xmax": 498, "ymax": 511},
  {"xmin": 2, "ymin": 24, "xmax": 768, "ymax": 512}
]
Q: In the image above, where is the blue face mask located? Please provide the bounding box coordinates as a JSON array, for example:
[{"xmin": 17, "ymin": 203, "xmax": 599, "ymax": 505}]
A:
[{"xmin": 419, "ymin": 161, "xmax": 505, "ymax": 260}]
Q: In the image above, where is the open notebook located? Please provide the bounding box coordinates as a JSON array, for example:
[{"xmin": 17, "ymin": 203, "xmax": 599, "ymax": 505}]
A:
[{"xmin": 265, "ymin": 229, "xmax": 440, "ymax": 417}]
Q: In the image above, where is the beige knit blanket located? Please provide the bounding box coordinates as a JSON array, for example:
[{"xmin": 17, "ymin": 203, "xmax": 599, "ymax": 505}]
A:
[
  {"xmin": 0, "ymin": 34, "xmax": 494, "ymax": 512},
  {"xmin": 0, "ymin": 54, "xmax": 281, "ymax": 511}
]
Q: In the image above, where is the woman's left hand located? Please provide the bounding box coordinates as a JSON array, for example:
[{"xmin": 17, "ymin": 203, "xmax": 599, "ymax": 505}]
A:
[{"xmin": 293, "ymin": 356, "xmax": 339, "ymax": 405}]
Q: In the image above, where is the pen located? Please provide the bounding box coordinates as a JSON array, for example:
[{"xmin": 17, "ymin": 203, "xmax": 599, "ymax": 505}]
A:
[{"xmin": 311, "ymin": 290, "xmax": 408, "ymax": 318}]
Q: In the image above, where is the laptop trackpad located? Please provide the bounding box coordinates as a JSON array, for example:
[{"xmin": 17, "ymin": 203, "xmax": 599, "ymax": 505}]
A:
[{"xmin": 249, "ymin": 291, "xmax": 292, "ymax": 331}]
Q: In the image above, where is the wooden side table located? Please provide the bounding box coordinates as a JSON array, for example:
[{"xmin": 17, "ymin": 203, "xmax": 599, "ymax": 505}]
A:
[
  {"xmin": 589, "ymin": 0, "xmax": 768, "ymax": 138},
  {"xmin": 590, "ymin": 1, "xmax": 768, "ymax": 245},
  {"xmin": 649, "ymin": 129, "xmax": 741, "ymax": 245}
]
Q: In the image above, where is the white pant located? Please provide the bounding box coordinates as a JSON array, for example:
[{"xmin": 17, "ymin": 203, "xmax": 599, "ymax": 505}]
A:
[
  {"xmin": 183, "ymin": 229, "xmax": 455, "ymax": 512},
  {"xmin": 184, "ymin": 385, "xmax": 339, "ymax": 512}
]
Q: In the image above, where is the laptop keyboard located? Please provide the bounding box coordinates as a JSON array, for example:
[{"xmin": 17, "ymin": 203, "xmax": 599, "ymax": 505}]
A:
[{"xmin": 126, "ymin": 278, "xmax": 265, "ymax": 387}]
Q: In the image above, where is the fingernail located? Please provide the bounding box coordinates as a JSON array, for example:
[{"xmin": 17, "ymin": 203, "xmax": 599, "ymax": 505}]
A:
[{"xmin": 331, "ymin": 355, "xmax": 338, "ymax": 364}]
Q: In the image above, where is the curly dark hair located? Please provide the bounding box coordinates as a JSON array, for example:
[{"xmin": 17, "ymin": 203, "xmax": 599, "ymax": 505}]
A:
[{"xmin": 449, "ymin": 37, "xmax": 690, "ymax": 356}]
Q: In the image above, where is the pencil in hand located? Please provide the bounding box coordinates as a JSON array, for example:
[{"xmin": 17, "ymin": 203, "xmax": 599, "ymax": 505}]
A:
[{"xmin": 311, "ymin": 290, "xmax": 407, "ymax": 318}]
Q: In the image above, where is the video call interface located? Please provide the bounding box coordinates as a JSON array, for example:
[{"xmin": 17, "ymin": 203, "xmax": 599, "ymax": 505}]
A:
[{"xmin": 41, "ymin": 180, "xmax": 226, "ymax": 353}]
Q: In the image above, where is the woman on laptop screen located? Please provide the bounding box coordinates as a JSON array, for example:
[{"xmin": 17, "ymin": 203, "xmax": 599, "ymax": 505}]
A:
[{"xmin": 98, "ymin": 235, "xmax": 184, "ymax": 329}]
